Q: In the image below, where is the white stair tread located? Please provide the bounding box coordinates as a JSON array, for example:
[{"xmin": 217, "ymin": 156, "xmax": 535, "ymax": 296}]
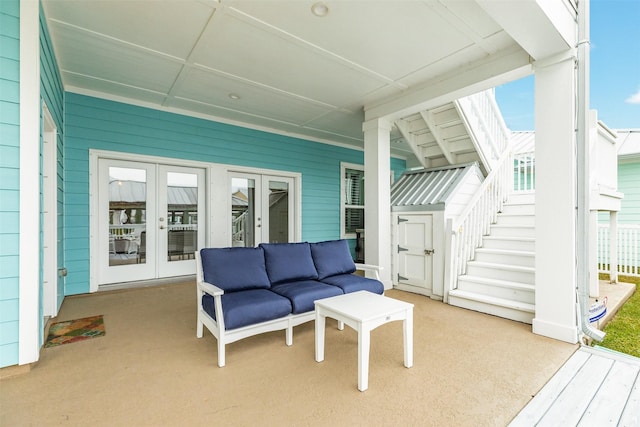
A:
[
  {"xmin": 475, "ymin": 248, "xmax": 535, "ymax": 257},
  {"xmin": 483, "ymin": 236, "xmax": 535, "ymax": 242},
  {"xmin": 449, "ymin": 289, "xmax": 535, "ymax": 313},
  {"xmin": 467, "ymin": 260, "xmax": 535, "ymax": 273},
  {"xmin": 458, "ymin": 275, "xmax": 535, "ymax": 291}
]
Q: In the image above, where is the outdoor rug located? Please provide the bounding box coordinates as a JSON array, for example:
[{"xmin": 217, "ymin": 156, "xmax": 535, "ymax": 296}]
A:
[{"xmin": 44, "ymin": 315, "xmax": 105, "ymax": 348}]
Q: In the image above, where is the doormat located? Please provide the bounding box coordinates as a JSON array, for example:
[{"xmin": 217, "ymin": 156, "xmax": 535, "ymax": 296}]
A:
[{"xmin": 44, "ymin": 315, "xmax": 105, "ymax": 348}]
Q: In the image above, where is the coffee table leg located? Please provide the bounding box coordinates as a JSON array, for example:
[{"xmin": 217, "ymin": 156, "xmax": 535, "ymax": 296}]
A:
[
  {"xmin": 315, "ymin": 310, "xmax": 325, "ymax": 362},
  {"xmin": 404, "ymin": 308, "xmax": 413, "ymax": 368},
  {"xmin": 358, "ymin": 325, "xmax": 370, "ymax": 391}
]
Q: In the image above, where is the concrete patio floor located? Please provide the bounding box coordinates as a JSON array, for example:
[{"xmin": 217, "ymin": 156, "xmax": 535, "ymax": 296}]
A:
[{"xmin": 0, "ymin": 279, "xmax": 634, "ymax": 426}]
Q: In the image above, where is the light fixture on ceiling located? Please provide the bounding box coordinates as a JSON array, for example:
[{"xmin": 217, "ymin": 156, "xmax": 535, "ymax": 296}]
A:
[
  {"xmin": 311, "ymin": 2, "xmax": 329, "ymax": 17},
  {"xmin": 228, "ymin": 93, "xmax": 241, "ymax": 100}
]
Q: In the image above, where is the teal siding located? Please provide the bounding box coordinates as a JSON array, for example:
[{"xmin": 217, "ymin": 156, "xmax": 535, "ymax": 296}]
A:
[
  {"xmin": 40, "ymin": 7, "xmax": 65, "ymax": 312},
  {"xmin": 65, "ymin": 93, "xmax": 406, "ymax": 294},
  {"xmin": 618, "ymin": 161, "xmax": 640, "ymax": 224},
  {"xmin": 0, "ymin": 0, "xmax": 20, "ymax": 367}
]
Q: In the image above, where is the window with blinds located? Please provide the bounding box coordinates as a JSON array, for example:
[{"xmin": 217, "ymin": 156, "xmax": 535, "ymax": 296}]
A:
[{"xmin": 342, "ymin": 165, "xmax": 364, "ymax": 237}]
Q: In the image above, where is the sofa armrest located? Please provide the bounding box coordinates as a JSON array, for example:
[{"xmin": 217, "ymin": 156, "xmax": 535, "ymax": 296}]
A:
[
  {"xmin": 355, "ymin": 263, "xmax": 383, "ymax": 280},
  {"xmin": 198, "ymin": 280, "xmax": 224, "ymax": 297}
]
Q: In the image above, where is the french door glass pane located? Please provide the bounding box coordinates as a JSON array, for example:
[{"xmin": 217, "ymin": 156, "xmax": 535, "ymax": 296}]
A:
[
  {"xmin": 108, "ymin": 167, "xmax": 146, "ymax": 266},
  {"xmin": 167, "ymin": 172, "xmax": 198, "ymax": 262},
  {"xmin": 232, "ymin": 178, "xmax": 255, "ymax": 247},
  {"xmin": 268, "ymin": 180, "xmax": 289, "ymax": 243}
]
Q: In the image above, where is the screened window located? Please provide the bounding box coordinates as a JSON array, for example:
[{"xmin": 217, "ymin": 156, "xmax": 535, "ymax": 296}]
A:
[{"xmin": 341, "ymin": 164, "xmax": 364, "ymax": 238}]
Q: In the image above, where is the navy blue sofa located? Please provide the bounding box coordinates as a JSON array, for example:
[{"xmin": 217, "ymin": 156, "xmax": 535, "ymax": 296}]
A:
[{"xmin": 195, "ymin": 239, "xmax": 384, "ymax": 367}]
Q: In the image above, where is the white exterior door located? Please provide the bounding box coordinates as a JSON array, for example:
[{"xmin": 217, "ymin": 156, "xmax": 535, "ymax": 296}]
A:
[
  {"xmin": 229, "ymin": 173, "xmax": 294, "ymax": 246},
  {"xmin": 396, "ymin": 214, "xmax": 434, "ymax": 294},
  {"xmin": 157, "ymin": 165, "xmax": 205, "ymax": 277},
  {"xmin": 97, "ymin": 159, "xmax": 205, "ymax": 285}
]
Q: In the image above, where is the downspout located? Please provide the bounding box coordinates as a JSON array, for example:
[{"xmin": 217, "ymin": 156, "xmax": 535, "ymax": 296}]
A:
[{"xmin": 576, "ymin": 0, "xmax": 605, "ymax": 342}]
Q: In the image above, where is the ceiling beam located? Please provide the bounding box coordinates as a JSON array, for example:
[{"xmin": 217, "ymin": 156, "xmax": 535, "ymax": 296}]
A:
[
  {"xmin": 364, "ymin": 46, "xmax": 531, "ymax": 122},
  {"xmin": 476, "ymin": 0, "xmax": 576, "ymax": 61}
]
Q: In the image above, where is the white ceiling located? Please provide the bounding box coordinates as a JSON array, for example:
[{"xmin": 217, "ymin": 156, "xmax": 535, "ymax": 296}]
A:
[{"xmin": 42, "ymin": 0, "xmax": 569, "ymax": 158}]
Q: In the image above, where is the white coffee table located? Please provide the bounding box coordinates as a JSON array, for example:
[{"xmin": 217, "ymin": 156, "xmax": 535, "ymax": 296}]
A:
[{"xmin": 314, "ymin": 291, "xmax": 414, "ymax": 391}]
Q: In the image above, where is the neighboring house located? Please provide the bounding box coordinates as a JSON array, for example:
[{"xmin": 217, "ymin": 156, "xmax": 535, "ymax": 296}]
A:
[
  {"xmin": 2, "ymin": 0, "xmax": 599, "ymax": 369},
  {"xmin": 598, "ymin": 130, "xmax": 640, "ymax": 278},
  {"xmin": 614, "ymin": 130, "xmax": 640, "ymax": 225}
]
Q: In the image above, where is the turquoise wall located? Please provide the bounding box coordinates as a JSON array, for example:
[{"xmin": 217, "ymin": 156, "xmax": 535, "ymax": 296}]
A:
[
  {"xmin": 64, "ymin": 93, "xmax": 406, "ymax": 295},
  {"xmin": 0, "ymin": 0, "xmax": 20, "ymax": 367}
]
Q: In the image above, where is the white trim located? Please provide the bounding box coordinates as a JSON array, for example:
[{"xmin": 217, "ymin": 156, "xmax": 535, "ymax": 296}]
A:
[
  {"xmin": 340, "ymin": 162, "xmax": 365, "ymax": 240},
  {"xmin": 42, "ymin": 102, "xmax": 59, "ymax": 317},
  {"xmin": 19, "ymin": 0, "xmax": 41, "ymax": 365}
]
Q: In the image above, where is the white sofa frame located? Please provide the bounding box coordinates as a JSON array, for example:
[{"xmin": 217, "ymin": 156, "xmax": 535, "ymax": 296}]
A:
[{"xmin": 195, "ymin": 251, "xmax": 382, "ymax": 367}]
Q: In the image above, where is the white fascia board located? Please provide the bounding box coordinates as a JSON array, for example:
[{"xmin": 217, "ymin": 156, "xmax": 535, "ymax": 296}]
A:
[{"xmin": 477, "ymin": 0, "xmax": 576, "ymax": 61}]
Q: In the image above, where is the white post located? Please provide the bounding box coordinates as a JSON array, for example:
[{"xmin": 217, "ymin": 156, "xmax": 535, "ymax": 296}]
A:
[
  {"xmin": 609, "ymin": 211, "xmax": 618, "ymax": 283},
  {"xmin": 19, "ymin": 0, "xmax": 42, "ymax": 365},
  {"xmin": 362, "ymin": 118, "xmax": 392, "ymax": 289},
  {"xmin": 589, "ymin": 211, "xmax": 599, "ymax": 297},
  {"xmin": 532, "ymin": 54, "xmax": 579, "ymax": 344}
]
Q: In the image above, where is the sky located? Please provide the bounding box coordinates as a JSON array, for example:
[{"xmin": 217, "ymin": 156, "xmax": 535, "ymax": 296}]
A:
[{"xmin": 495, "ymin": 0, "xmax": 640, "ymax": 131}]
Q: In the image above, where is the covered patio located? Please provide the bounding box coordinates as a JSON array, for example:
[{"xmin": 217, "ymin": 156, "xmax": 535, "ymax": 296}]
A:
[{"xmin": 1, "ymin": 283, "xmax": 578, "ymax": 425}]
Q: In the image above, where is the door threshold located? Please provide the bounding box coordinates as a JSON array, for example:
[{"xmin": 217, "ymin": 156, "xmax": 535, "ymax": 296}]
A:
[{"xmin": 98, "ymin": 275, "xmax": 195, "ymax": 292}]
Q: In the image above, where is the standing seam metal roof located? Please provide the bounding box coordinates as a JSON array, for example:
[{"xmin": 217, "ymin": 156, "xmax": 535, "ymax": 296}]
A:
[{"xmin": 391, "ymin": 163, "xmax": 482, "ymax": 209}]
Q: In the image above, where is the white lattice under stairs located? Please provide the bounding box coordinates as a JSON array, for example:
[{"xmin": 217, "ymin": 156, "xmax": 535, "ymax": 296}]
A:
[{"xmin": 449, "ymin": 193, "xmax": 536, "ymax": 323}]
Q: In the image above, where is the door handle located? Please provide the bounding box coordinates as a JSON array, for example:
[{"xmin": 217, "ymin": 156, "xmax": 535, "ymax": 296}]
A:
[
  {"xmin": 159, "ymin": 225, "xmax": 166, "ymax": 230},
  {"xmin": 424, "ymin": 249, "xmax": 434, "ymax": 255}
]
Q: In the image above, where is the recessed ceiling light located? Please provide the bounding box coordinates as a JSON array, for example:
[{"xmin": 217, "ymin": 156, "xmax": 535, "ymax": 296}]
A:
[
  {"xmin": 311, "ymin": 2, "xmax": 329, "ymax": 17},
  {"xmin": 228, "ymin": 93, "xmax": 241, "ymax": 100}
]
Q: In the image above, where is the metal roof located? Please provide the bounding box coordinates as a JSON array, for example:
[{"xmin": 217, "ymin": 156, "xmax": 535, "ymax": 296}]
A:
[
  {"xmin": 109, "ymin": 180, "xmax": 197, "ymax": 206},
  {"xmin": 391, "ymin": 163, "xmax": 482, "ymax": 211}
]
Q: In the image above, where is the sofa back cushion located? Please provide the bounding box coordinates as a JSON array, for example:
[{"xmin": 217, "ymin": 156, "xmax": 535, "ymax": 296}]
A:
[
  {"xmin": 310, "ymin": 239, "xmax": 356, "ymax": 280},
  {"xmin": 200, "ymin": 247, "xmax": 271, "ymax": 292},
  {"xmin": 260, "ymin": 242, "xmax": 318, "ymax": 285}
]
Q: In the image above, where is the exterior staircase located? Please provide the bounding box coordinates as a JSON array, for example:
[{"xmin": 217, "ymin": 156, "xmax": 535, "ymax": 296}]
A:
[{"xmin": 448, "ymin": 193, "xmax": 536, "ymax": 324}]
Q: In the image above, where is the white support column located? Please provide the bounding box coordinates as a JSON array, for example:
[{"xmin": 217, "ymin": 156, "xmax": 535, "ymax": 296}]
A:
[
  {"xmin": 532, "ymin": 54, "xmax": 579, "ymax": 344},
  {"xmin": 609, "ymin": 211, "xmax": 618, "ymax": 283},
  {"xmin": 589, "ymin": 211, "xmax": 599, "ymax": 297},
  {"xmin": 19, "ymin": 0, "xmax": 42, "ymax": 364},
  {"xmin": 363, "ymin": 118, "xmax": 392, "ymax": 289}
]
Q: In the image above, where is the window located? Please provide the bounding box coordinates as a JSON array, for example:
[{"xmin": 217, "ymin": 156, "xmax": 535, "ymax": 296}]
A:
[{"xmin": 341, "ymin": 163, "xmax": 365, "ymax": 238}]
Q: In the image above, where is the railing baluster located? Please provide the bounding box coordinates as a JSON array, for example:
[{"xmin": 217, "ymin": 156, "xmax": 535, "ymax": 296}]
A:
[{"xmin": 597, "ymin": 223, "xmax": 640, "ymax": 277}]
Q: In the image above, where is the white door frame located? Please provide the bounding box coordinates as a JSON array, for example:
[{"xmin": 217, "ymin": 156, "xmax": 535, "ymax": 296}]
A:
[
  {"xmin": 89, "ymin": 150, "xmax": 211, "ymax": 291},
  {"xmin": 89, "ymin": 150, "xmax": 301, "ymax": 291},
  {"xmin": 42, "ymin": 102, "xmax": 59, "ymax": 317}
]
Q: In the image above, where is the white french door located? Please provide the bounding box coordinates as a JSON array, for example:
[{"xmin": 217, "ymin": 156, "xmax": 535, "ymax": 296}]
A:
[
  {"xmin": 230, "ymin": 173, "xmax": 294, "ymax": 246},
  {"xmin": 97, "ymin": 159, "xmax": 205, "ymax": 285}
]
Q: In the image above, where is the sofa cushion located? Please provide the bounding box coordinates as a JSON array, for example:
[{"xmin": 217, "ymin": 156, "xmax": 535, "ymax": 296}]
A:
[
  {"xmin": 260, "ymin": 242, "xmax": 318, "ymax": 285},
  {"xmin": 310, "ymin": 239, "xmax": 356, "ymax": 280},
  {"xmin": 201, "ymin": 289, "xmax": 292, "ymax": 330},
  {"xmin": 200, "ymin": 247, "xmax": 271, "ymax": 292},
  {"xmin": 320, "ymin": 274, "xmax": 384, "ymax": 295},
  {"xmin": 270, "ymin": 280, "xmax": 343, "ymax": 314}
]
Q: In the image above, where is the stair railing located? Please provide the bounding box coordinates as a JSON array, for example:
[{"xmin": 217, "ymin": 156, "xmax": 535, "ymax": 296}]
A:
[
  {"xmin": 456, "ymin": 89, "xmax": 511, "ymax": 172},
  {"xmin": 443, "ymin": 148, "xmax": 513, "ymax": 300}
]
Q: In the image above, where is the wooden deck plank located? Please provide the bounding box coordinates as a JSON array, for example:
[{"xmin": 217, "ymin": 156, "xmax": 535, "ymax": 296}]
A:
[
  {"xmin": 618, "ymin": 373, "xmax": 640, "ymax": 426},
  {"xmin": 536, "ymin": 353, "xmax": 614, "ymax": 426},
  {"xmin": 510, "ymin": 350, "xmax": 590, "ymax": 426},
  {"xmin": 578, "ymin": 359, "xmax": 640, "ymax": 426}
]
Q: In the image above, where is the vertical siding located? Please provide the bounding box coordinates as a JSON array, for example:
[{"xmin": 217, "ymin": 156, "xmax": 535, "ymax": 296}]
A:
[
  {"xmin": 40, "ymin": 7, "xmax": 64, "ymax": 312},
  {"xmin": 0, "ymin": 0, "xmax": 20, "ymax": 367},
  {"xmin": 65, "ymin": 93, "xmax": 406, "ymax": 295},
  {"xmin": 618, "ymin": 161, "xmax": 640, "ymax": 224}
]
